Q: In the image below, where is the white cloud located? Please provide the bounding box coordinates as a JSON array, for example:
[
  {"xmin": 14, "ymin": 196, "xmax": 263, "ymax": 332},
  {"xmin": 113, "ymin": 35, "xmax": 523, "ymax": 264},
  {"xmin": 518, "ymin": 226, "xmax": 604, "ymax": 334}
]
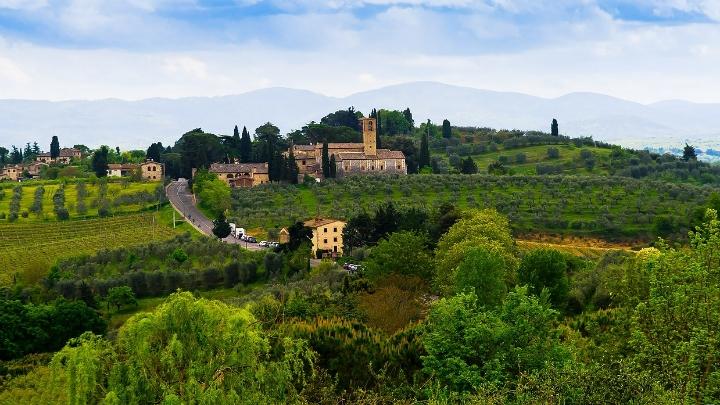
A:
[
  {"xmin": 0, "ymin": 0, "xmax": 47, "ymax": 10},
  {"xmin": 162, "ymin": 56, "xmax": 209, "ymax": 80},
  {"xmin": 0, "ymin": 56, "xmax": 30, "ymax": 83}
]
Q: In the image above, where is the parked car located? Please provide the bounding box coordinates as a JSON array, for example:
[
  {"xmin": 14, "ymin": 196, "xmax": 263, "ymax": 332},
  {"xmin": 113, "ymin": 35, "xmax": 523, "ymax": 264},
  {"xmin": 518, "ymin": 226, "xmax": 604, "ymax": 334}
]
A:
[
  {"xmin": 245, "ymin": 236, "xmax": 257, "ymax": 243},
  {"xmin": 258, "ymin": 241, "xmax": 269, "ymax": 247},
  {"xmin": 269, "ymin": 242, "xmax": 280, "ymax": 248}
]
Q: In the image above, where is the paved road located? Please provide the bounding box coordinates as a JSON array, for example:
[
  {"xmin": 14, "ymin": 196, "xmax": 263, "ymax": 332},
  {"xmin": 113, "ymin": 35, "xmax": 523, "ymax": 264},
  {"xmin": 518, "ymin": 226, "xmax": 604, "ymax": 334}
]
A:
[{"xmin": 166, "ymin": 179, "xmax": 262, "ymax": 250}]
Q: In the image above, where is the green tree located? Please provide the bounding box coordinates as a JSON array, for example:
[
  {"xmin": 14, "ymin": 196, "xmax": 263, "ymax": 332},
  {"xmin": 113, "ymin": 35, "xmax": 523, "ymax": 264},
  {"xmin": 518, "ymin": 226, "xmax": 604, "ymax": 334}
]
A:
[
  {"xmin": 212, "ymin": 212, "xmax": 232, "ymax": 239},
  {"xmin": 422, "ymin": 287, "xmax": 569, "ymax": 392},
  {"xmin": 551, "ymin": 118, "xmax": 559, "ymax": 136},
  {"xmin": 682, "ymin": 143, "xmax": 697, "ymax": 161},
  {"xmin": 518, "ymin": 248, "xmax": 569, "ymax": 309},
  {"xmin": 50, "ymin": 135, "xmax": 60, "ymax": 159},
  {"xmin": 174, "ymin": 128, "xmax": 226, "ymax": 178},
  {"xmin": 461, "ymin": 156, "xmax": 478, "ymax": 174},
  {"xmin": 434, "ymin": 209, "xmax": 518, "ymax": 295},
  {"xmin": 240, "ymin": 126, "xmax": 252, "ymax": 162},
  {"xmin": 442, "ymin": 119, "xmax": 452, "ymax": 139},
  {"xmin": 321, "ymin": 141, "xmax": 330, "ymax": 178},
  {"xmin": 0, "ymin": 146, "xmax": 8, "ymax": 164},
  {"xmin": 364, "ymin": 231, "xmax": 434, "ymax": 280},
  {"xmin": 454, "ymin": 247, "xmax": 509, "ymax": 307},
  {"xmin": 91, "ymin": 146, "xmax": 109, "ymax": 177},
  {"xmin": 419, "ymin": 121, "xmax": 431, "ymax": 169},
  {"xmin": 172, "ymin": 247, "xmax": 188, "ymax": 264},
  {"xmin": 402, "ymin": 107, "xmax": 414, "ymax": 128},
  {"xmin": 51, "ymin": 292, "xmax": 314, "ymax": 404},
  {"xmin": 145, "ymin": 142, "xmax": 164, "ymax": 162},
  {"xmin": 329, "ymin": 154, "xmax": 337, "ymax": 178},
  {"xmin": 193, "ymin": 170, "xmax": 231, "ymax": 216},
  {"xmin": 106, "ymin": 286, "xmax": 137, "ymax": 312},
  {"xmin": 254, "ymin": 122, "xmax": 282, "ymax": 162},
  {"xmin": 286, "ymin": 147, "xmax": 299, "ymax": 183}
]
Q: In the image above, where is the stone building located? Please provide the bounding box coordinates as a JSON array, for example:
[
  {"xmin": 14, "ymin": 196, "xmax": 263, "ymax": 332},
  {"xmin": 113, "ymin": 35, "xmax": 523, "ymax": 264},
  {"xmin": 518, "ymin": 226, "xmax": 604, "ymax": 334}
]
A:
[
  {"xmin": 304, "ymin": 217, "xmax": 346, "ymax": 257},
  {"xmin": 108, "ymin": 163, "xmax": 139, "ymax": 178},
  {"xmin": 36, "ymin": 148, "xmax": 82, "ymax": 164},
  {"xmin": 106, "ymin": 160, "xmax": 163, "ymax": 181},
  {"xmin": 0, "ymin": 165, "xmax": 23, "ymax": 181},
  {"xmin": 140, "ymin": 160, "xmax": 163, "ymax": 181},
  {"xmin": 208, "ymin": 162, "xmax": 269, "ymax": 188},
  {"xmin": 287, "ymin": 117, "xmax": 406, "ymax": 179}
]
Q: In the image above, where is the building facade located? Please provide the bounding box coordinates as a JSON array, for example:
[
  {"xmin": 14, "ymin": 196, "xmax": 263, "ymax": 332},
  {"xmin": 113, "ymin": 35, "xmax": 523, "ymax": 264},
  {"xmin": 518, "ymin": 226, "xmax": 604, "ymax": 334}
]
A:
[
  {"xmin": 140, "ymin": 160, "xmax": 163, "ymax": 181},
  {"xmin": 107, "ymin": 163, "xmax": 139, "ymax": 178},
  {"xmin": 287, "ymin": 117, "xmax": 407, "ymax": 179},
  {"xmin": 304, "ymin": 218, "xmax": 346, "ymax": 257},
  {"xmin": 208, "ymin": 162, "xmax": 270, "ymax": 187},
  {"xmin": 0, "ymin": 165, "xmax": 23, "ymax": 181}
]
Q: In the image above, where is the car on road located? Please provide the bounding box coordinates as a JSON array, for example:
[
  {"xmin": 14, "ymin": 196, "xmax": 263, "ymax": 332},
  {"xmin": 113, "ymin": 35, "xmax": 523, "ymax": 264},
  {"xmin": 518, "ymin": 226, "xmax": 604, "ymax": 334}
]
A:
[
  {"xmin": 258, "ymin": 241, "xmax": 269, "ymax": 247},
  {"xmin": 245, "ymin": 236, "xmax": 257, "ymax": 243},
  {"xmin": 268, "ymin": 242, "xmax": 280, "ymax": 248}
]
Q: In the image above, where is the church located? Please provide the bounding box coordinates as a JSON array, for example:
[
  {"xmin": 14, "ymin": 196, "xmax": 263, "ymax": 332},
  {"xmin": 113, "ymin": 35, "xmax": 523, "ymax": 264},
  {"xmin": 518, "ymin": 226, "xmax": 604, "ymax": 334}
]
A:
[{"xmin": 288, "ymin": 117, "xmax": 407, "ymax": 179}]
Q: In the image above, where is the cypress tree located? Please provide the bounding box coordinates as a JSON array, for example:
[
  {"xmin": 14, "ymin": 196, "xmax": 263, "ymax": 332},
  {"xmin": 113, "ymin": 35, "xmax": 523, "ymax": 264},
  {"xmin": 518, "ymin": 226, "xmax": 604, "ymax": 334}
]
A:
[
  {"xmin": 442, "ymin": 119, "xmax": 452, "ymax": 139},
  {"xmin": 287, "ymin": 148, "xmax": 299, "ymax": 184},
  {"xmin": 551, "ymin": 119, "xmax": 559, "ymax": 136},
  {"xmin": 240, "ymin": 126, "xmax": 252, "ymax": 163},
  {"xmin": 322, "ymin": 141, "xmax": 330, "ymax": 178},
  {"xmin": 329, "ymin": 154, "xmax": 337, "ymax": 178},
  {"xmin": 50, "ymin": 136, "xmax": 60, "ymax": 159},
  {"xmin": 419, "ymin": 120, "xmax": 431, "ymax": 169}
]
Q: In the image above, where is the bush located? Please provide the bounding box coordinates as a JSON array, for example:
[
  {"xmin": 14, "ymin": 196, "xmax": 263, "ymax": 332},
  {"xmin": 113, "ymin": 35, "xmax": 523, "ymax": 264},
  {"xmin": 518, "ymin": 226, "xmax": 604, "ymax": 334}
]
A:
[
  {"xmin": 547, "ymin": 147, "xmax": 560, "ymax": 159},
  {"xmin": 519, "ymin": 248, "xmax": 569, "ymax": 309},
  {"xmin": 515, "ymin": 152, "xmax": 527, "ymax": 164}
]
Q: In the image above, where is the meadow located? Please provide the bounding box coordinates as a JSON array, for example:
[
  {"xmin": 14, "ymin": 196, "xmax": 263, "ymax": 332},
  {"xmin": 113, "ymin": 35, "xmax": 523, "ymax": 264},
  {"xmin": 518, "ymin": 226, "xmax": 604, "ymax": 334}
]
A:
[{"xmin": 229, "ymin": 174, "xmax": 714, "ymax": 242}]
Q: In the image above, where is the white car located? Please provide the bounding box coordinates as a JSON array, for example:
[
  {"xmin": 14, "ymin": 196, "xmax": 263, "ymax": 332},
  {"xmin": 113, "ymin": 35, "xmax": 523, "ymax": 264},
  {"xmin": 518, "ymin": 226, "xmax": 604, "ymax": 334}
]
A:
[{"xmin": 258, "ymin": 241, "xmax": 269, "ymax": 247}]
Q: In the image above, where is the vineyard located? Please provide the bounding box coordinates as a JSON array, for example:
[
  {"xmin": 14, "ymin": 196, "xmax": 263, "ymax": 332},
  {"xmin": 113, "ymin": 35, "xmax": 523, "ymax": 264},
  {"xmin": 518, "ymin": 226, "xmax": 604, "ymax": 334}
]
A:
[
  {"xmin": 0, "ymin": 181, "xmax": 163, "ymax": 223},
  {"xmin": 0, "ymin": 213, "xmax": 179, "ymax": 285}
]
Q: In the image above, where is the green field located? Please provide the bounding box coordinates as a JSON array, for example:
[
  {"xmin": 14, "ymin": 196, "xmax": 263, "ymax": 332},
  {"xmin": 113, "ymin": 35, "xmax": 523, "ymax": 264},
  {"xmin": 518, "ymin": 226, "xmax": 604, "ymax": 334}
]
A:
[
  {"xmin": 0, "ymin": 181, "xmax": 163, "ymax": 222},
  {"xmin": 0, "ymin": 207, "xmax": 190, "ymax": 285},
  {"xmin": 230, "ymin": 174, "xmax": 713, "ymax": 242}
]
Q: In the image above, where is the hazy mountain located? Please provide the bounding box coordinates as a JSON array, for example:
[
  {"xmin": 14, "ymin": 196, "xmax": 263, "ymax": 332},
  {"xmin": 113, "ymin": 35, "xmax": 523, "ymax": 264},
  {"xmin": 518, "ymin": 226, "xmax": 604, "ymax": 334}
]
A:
[{"xmin": 1, "ymin": 82, "xmax": 718, "ymax": 151}]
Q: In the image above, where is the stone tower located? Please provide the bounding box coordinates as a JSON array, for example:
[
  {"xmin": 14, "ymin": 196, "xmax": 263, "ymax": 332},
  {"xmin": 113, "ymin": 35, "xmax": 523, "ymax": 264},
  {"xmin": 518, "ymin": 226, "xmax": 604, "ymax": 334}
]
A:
[{"xmin": 360, "ymin": 117, "xmax": 377, "ymax": 156}]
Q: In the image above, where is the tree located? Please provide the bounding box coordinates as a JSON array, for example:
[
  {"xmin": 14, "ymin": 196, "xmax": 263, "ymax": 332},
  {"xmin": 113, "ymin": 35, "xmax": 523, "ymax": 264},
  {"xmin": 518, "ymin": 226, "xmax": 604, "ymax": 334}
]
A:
[
  {"xmin": 434, "ymin": 209, "xmax": 518, "ymax": 295},
  {"xmin": 0, "ymin": 146, "xmax": 8, "ymax": 164},
  {"xmin": 547, "ymin": 147, "xmax": 560, "ymax": 159},
  {"xmin": 551, "ymin": 118, "xmax": 559, "ymax": 136},
  {"xmin": 321, "ymin": 107, "xmax": 361, "ymax": 130},
  {"xmin": 402, "ymin": 108, "xmax": 414, "ymax": 128},
  {"xmin": 518, "ymin": 248, "xmax": 569, "ymax": 309},
  {"xmin": 329, "ymin": 154, "xmax": 337, "ymax": 178},
  {"xmin": 342, "ymin": 212, "xmax": 374, "ymax": 252},
  {"xmin": 682, "ymin": 143, "xmax": 697, "ymax": 161},
  {"xmin": 212, "ymin": 212, "xmax": 232, "ymax": 239},
  {"xmin": 240, "ymin": 126, "xmax": 252, "ymax": 163},
  {"xmin": 321, "ymin": 141, "xmax": 330, "ymax": 178},
  {"xmin": 10, "ymin": 145, "xmax": 22, "ymax": 163},
  {"xmin": 364, "ymin": 231, "xmax": 434, "ymax": 280},
  {"xmin": 287, "ymin": 221, "xmax": 313, "ymax": 251},
  {"xmin": 50, "ymin": 135, "xmax": 60, "ymax": 159},
  {"xmin": 91, "ymin": 146, "xmax": 110, "ymax": 177},
  {"xmin": 422, "ymin": 287, "xmax": 569, "ymax": 392},
  {"xmin": 254, "ymin": 122, "xmax": 282, "ymax": 162},
  {"xmin": 174, "ymin": 128, "xmax": 226, "ymax": 178},
  {"xmin": 460, "ymin": 156, "xmax": 478, "ymax": 174},
  {"xmin": 172, "ymin": 247, "xmax": 188, "ymax": 264},
  {"xmin": 145, "ymin": 142, "xmax": 164, "ymax": 162},
  {"xmin": 50, "ymin": 292, "xmax": 314, "ymax": 404},
  {"xmin": 193, "ymin": 170, "xmax": 231, "ymax": 216},
  {"xmin": 419, "ymin": 121, "xmax": 431, "ymax": 169},
  {"xmin": 286, "ymin": 147, "xmax": 299, "ymax": 183},
  {"xmin": 442, "ymin": 119, "xmax": 452, "ymax": 139},
  {"xmin": 106, "ymin": 286, "xmax": 137, "ymax": 312},
  {"xmin": 454, "ymin": 247, "xmax": 509, "ymax": 307}
]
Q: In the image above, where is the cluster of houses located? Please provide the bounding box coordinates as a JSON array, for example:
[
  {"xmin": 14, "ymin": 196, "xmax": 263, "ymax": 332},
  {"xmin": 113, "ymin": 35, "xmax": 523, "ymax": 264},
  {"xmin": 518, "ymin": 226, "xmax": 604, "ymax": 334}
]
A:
[
  {"xmin": 0, "ymin": 147, "xmax": 83, "ymax": 181},
  {"xmin": 207, "ymin": 117, "xmax": 407, "ymax": 188},
  {"xmin": 107, "ymin": 160, "xmax": 164, "ymax": 181}
]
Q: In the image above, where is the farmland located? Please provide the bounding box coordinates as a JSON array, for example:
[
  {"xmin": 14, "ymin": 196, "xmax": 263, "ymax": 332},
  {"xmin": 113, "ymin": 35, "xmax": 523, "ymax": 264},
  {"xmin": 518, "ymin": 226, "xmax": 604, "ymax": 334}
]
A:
[
  {"xmin": 229, "ymin": 174, "xmax": 715, "ymax": 242},
  {"xmin": 0, "ymin": 180, "xmax": 163, "ymax": 222},
  {"xmin": 0, "ymin": 209, "xmax": 184, "ymax": 286}
]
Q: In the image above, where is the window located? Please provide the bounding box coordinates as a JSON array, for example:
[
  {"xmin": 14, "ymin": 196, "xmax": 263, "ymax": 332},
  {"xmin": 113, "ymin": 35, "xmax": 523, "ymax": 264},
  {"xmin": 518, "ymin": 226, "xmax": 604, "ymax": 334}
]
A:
[
  {"xmin": 323, "ymin": 227, "xmax": 327, "ymax": 233},
  {"xmin": 333, "ymin": 227, "xmax": 337, "ymax": 232},
  {"xmin": 333, "ymin": 237, "xmax": 337, "ymax": 242},
  {"xmin": 302, "ymin": 160, "xmax": 306, "ymax": 165},
  {"xmin": 333, "ymin": 246, "xmax": 338, "ymax": 252},
  {"xmin": 323, "ymin": 239, "xmax": 328, "ymax": 244}
]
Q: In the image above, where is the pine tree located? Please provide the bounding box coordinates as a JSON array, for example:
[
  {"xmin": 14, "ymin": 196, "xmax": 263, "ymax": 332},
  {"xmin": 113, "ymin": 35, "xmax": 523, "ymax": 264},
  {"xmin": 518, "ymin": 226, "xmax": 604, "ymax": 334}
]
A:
[
  {"xmin": 551, "ymin": 119, "xmax": 559, "ymax": 136},
  {"xmin": 683, "ymin": 143, "xmax": 697, "ymax": 161},
  {"xmin": 32, "ymin": 142, "xmax": 40, "ymax": 155},
  {"xmin": 461, "ymin": 156, "xmax": 478, "ymax": 174},
  {"xmin": 419, "ymin": 120, "xmax": 431, "ymax": 169},
  {"xmin": 403, "ymin": 108, "xmax": 414, "ymax": 129},
  {"xmin": 287, "ymin": 148, "xmax": 299, "ymax": 184},
  {"xmin": 240, "ymin": 126, "xmax": 252, "ymax": 163},
  {"xmin": 91, "ymin": 146, "xmax": 109, "ymax": 177},
  {"xmin": 329, "ymin": 154, "xmax": 337, "ymax": 178},
  {"xmin": 322, "ymin": 141, "xmax": 330, "ymax": 178},
  {"xmin": 442, "ymin": 119, "xmax": 452, "ymax": 139},
  {"xmin": 50, "ymin": 136, "xmax": 60, "ymax": 159},
  {"xmin": 10, "ymin": 145, "xmax": 22, "ymax": 164}
]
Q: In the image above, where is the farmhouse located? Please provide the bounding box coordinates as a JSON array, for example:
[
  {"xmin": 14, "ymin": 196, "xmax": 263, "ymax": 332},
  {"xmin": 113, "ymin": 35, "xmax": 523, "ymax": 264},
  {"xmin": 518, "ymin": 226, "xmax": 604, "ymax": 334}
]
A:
[
  {"xmin": 304, "ymin": 217, "xmax": 346, "ymax": 258},
  {"xmin": 209, "ymin": 162, "xmax": 269, "ymax": 188},
  {"xmin": 288, "ymin": 117, "xmax": 407, "ymax": 179},
  {"xmin": 25, "ymin": 162, "xmax": 48, "ymax": 178},
  {"xmin": 107, "ymin": 160, "xmax": 163, "ymax": 181},
  {"xmin": 108, "ymin": 163, "xmax": 139, "ymax": 178},
  {"xmin": 141, "ymin": 160, "xmax": 163, "ymax": 181},
  {"xmin": 35, "ymin": 147, "xmax": 82, "ymax": 164},
  {"xmin": 0, "ymin": 165, "xmax": 23, "ymax": 181}
]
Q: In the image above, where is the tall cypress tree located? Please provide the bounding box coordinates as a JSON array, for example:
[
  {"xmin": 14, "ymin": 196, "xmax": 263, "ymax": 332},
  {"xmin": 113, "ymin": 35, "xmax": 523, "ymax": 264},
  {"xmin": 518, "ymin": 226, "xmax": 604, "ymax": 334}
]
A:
[
  {"xmin": 287, "ymin": 148, "xmax": 299, "ymax": 184},
  {"xmin": 329, "ymin": 154, "xmax": 337, "ymax": 178},
  {"xmin": 419, "ymin": 120, "xmax": 431, "ymax": 169},
  {"xmin": 240, "ymin": 126, "xmax": 252, "ymax": 163},
  {"xmin": 322, "ymin": 141, "xmax": 330, "ymax": 178},
  {"xmin": 50, "ymin": 136, "xmax": 60, "ymax": 159},
  {"xmin": 551, "ymin": 119, "xmax": 559, "ymax": 136},
  {"xmin": 442, "ymin": 119, "xmax": 452, "ymax": 139}
]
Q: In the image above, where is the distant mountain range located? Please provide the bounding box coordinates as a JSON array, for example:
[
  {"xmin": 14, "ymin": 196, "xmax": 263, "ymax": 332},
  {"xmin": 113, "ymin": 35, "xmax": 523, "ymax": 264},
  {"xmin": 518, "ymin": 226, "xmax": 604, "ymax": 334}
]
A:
[{"xmin": 1, "ymin": 82, "xmax": 718, "ymax": 154}]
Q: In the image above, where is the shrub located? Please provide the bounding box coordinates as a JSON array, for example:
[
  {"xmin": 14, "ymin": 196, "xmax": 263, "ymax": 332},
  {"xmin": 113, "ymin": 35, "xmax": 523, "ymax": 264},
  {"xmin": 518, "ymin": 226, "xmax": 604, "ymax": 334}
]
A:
[{"xmin": 547, "ymin": 147, "xmax": 560, "ymax": 159}]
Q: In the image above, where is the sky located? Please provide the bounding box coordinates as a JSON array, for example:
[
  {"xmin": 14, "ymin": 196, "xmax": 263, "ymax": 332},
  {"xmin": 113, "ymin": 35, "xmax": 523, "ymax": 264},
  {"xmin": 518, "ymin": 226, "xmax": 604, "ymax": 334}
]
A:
[{"xmin": 0, "ymin": 0, "xmax": 719, "ymax": 103}]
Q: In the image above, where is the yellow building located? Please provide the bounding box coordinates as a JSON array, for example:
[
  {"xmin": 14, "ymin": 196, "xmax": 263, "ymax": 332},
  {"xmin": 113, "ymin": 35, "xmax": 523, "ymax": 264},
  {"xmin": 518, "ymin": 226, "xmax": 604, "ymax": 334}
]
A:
[
  {"xmin": 304, "ymin": 218, "xmax": 346, "ymax": 257},
  {"xmin": 36, "ymin": 148, "xmax": 82, "ymax": 164},
  {"xmin": 140, "ymin": 160, "xmax": 164, "ymax": 181},
  {"xmin": 0, "ymin": 165, "xmax": 23, "ymax": 181},
  {"xmin": 209, "ymin": 162, "xmax": 269, "ymax": 187}
]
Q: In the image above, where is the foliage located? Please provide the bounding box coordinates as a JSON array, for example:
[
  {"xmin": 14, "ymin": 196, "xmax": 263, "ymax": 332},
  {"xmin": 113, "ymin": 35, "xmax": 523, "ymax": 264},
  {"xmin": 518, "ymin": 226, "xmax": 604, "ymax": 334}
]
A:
[
  {"xmin": 106, "ymin": 286, "xmax": 137, "ymax": 312},
  {"xmin": 192, "ymin": 169, "xmax": 231, "ymax": 216},
  {"xmin": 212, "ymin": 212, "xmax": 232, "ymax": 238},
  {"xmin": 91, "ymin": 146, "xmax": 109, "ymax": 177},
  {"xmin": 453, "ymin": 247, "xmax": 509, "ymax": 307},
  {"xmin": 364, "ymin": 231, "xmax": 434, "ymax": 280},
  {"xmin": 422, "ymin": 287, "xmax": 570, "ymax": 392},
  {"xmin": 519, "ymin": 248, "xmax": 570, "ymax": 309}
]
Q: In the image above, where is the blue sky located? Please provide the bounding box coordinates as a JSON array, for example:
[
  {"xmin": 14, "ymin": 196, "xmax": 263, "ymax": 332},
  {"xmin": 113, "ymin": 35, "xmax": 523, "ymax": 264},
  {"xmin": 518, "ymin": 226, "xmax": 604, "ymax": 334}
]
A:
[{"xmin": 0, "ymin": 0, "xmax": 719, "ymax": 102}]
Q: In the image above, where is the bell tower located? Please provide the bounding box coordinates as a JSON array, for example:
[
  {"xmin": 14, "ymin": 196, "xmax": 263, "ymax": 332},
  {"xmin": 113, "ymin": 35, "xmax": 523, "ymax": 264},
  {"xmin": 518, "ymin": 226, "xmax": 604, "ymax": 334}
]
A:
[{"xmin": 361, "ymin": 118, "xmax": 377, "ymax": 156}]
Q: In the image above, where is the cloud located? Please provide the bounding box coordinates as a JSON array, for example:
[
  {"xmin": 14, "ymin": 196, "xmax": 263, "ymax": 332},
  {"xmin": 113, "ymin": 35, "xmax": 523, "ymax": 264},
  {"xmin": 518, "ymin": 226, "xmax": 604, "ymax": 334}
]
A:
[{"xmin": 162, "ymin": 55, "xmax": 209, "ymax": 79}]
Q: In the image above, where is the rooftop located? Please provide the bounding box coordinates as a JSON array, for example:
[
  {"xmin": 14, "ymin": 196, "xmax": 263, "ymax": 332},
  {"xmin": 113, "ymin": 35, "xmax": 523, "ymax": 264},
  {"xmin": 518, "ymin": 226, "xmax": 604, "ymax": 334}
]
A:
[
  {"xmin": 304, "ymin": 217, "xmax": 345, "ymax": 228},
  {"xmin": 209, "ymin": 162, "xmax": 269, "ymax": 174}
]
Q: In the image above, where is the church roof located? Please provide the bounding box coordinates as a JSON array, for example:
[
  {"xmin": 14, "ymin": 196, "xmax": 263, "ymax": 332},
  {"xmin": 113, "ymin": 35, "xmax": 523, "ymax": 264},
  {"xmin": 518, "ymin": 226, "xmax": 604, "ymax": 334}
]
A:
[
  {"xmin": 335, "ymin": 149, "xmax": 405, "ymax": 161},
  {"xmin": 209, "ymin": 163, "xmax": 268, "ymax": 174}
]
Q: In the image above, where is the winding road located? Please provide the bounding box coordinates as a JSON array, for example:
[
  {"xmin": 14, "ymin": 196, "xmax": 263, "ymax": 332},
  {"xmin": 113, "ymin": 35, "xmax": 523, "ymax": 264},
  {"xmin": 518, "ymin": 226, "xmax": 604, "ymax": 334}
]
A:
[{"xmin": 166, "ymin": 179, "xmax": 262, "ymax": 251}]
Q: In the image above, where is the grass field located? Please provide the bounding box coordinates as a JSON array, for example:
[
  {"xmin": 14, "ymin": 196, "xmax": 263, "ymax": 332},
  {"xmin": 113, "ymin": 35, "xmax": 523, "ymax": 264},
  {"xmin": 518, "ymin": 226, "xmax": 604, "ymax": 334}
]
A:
[
  {"xmin": 0, "ymin": 181, "xmax": 162, "ymax": 222},
  {"xmin": 0, "ymin": 206, "xmax": 191, "ymax": 286}
]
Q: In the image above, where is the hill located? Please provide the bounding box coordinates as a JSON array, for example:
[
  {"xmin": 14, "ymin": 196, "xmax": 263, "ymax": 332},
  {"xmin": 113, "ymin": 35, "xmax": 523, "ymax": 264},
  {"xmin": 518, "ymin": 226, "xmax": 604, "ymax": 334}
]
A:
[{"xmin": 2, "ymin": 82, "xmax": 720, "ymax": 152}]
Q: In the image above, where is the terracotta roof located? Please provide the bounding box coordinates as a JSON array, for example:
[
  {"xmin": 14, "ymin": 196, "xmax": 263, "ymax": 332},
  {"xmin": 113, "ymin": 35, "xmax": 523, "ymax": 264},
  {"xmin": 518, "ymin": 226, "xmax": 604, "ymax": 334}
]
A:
[
  {"xmin": 108, "ymin": 163, "xmax": 139, "ymax": 170},
  {"xmin": 209, "ymin": 163, "xmax": 268, "ymax": 174},
  {"xmin": 304, "ymin": 218, "xmax": 345, "ymax": 228},
  {"xmin": 335, "ymin": 149, "xmax": 405, "ymax": 161},
  {"xmin": 293, "ymin": 145, "xmax": 315, "ymax": 151},
  {"xmin": 37, "ymin": 148, "xmax": 80, "ymax": 158},
  {"xmin": 325, "ymin": 143, "xmax": 364, "ymax": 150}
]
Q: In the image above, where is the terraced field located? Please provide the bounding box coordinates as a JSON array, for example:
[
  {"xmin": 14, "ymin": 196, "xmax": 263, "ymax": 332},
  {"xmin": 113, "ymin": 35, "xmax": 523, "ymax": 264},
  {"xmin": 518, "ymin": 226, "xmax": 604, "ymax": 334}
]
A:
[{"xmin": 0, "ymin": 212, "xmax": 179, "ymax": 285}]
